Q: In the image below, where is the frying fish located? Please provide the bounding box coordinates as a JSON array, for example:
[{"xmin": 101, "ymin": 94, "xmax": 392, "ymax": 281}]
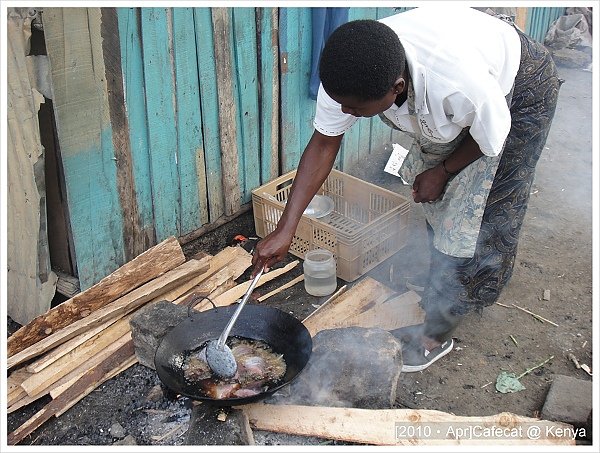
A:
[{"xmin": 182, "ymin": 337, "xmax": 286, "ymax": 399}]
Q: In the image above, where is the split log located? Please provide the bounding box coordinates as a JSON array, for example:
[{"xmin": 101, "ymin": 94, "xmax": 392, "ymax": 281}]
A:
[
  {"xmin": 149, "ymin": 255, "xmax": 213, "ymax": 302},
  {"xmin": 301, "ymin": 285, "xmax": 347, "ymax": 323},
  {"xmin": 50, "ymin": 334, "xmax": 135, "ymax": 400},
  {"xmin": 241, "ymin": 404, "xmax": 576, "ymax": 445},
  {"xmin": 152, "ymin": 246, "xmax": 251, "ymax": 304},
  {"xmin": 25, "ymin": 317, "xmax": 120, "ymax": 373},
  {"xmin": 7, "ymin": 259, "xmax": 208, "ymax": 369},
  {"xmin": 7, "ymin": 337, "xmax": 135, "ymax": 446},
  {"xmin": 7, "ymin": 367, "xmax": 33, "ymax": 407},
  {"xmin": 345, "ymin": 291, "xmax": 425, "ymax": 331},
  {"xmin": 212, "ymin": 261, "xmax": 299, "ymax": 307},
  {"xmin": 20, "ymin": 317, "xmax": 132, "ymax": 397},
  {"xmin": 8, "ymin": 236, "xmax": 185, "ymax": 357},
  {"xmin": 302, "ymin": 277, "xmax": 396, "ymax": 335}
]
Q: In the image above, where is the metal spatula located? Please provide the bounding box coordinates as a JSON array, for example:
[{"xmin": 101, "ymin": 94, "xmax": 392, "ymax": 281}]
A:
[{"xmin": 205, "ymin": 267, "xmax": 265, "ymax": 379}]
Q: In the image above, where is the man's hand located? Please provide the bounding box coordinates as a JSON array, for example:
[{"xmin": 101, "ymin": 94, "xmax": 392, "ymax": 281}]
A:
[
  {"xmin": 251, "ymin": 229, "xmax": 294, "ymax": 276},
  {"xmin": 412, "ymin": 164, "xmax": 449, "ymax": 203}
]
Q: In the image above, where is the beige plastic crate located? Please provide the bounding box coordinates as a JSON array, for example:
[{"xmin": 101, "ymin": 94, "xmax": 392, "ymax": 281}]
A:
[{"xmin": 252, "ymin": 169, "xmax": 411, "ymax": 282}]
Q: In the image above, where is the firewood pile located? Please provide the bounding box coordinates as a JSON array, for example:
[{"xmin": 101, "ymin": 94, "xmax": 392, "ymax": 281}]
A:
[
  {"xmin": 6, "ymin": 236, "xmax": 577, "ymax": 446},
  {"xmin": 6, "ymin": 236, "xmax": 298, "ymax": 445}
]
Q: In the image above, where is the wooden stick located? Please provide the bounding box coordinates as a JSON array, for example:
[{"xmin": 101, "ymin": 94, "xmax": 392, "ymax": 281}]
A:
[
  {"xmin": 511, "ymin": 304, "xmax": 559, "ymax": 327},
  {"xmin": 7, "ymin": 259, "xmax": 208, "ymax": 369},
  {"xmin": 302, "ymin": 285, "xmax": 347, "ymax": 322},
  {"xmin": 517, "ymin": 355, "xmax": 554, "ymax": 380},
  {"xmin": 8, "ymin": 236, "xmax": 184, "ymax": 357},
  {"xmin": 26, "ymin": 316, "xmax": 120, "ymax": 373},
  {"xmin": 257, "ymin": 275, "xmax": 304, "ymax": 302},
  {"xmin": 212, "ymin": 261, "xmax": 299, "ymax": 307}
]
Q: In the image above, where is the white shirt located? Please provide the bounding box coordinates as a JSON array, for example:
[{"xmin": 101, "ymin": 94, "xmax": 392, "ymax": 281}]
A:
[{"xmin": 313, "ymin": 7, "xmax": 522, "ymax": 156}]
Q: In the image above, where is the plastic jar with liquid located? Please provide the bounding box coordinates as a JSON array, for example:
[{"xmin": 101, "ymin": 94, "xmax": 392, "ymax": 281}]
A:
[{"xmin": 303, "ymin": 249, "xmax": 337, "ymax": 296}]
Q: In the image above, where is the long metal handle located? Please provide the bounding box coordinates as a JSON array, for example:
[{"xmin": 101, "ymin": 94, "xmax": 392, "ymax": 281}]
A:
[{"xmin": 216, "ymin": 267, "xmax": 264, "ymax": 348}]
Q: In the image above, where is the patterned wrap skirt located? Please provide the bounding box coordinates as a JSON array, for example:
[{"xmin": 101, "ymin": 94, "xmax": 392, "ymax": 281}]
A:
[{"xmin": 426, "ymin": 28, "xmax": 562, "ymax": 315}]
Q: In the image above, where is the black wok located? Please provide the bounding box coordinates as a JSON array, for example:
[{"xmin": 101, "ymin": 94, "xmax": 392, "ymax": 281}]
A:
[{"xmin": 154, "ymin": 304, "xmax": 312, "ymax": 406}]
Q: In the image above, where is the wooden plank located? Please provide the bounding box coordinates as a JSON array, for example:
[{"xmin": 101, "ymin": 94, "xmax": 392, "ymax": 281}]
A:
[
  {"xmin": 212, "ymin": 261, "xmax": 300, "ymax": 307},
  {"xmin": 7, "ymin": 368, "xmax": 33, "ymax": 407},
  {"xmin": 241, "ymin": 404, "xmax": 576, "ymax": 446},
  {"xmin": 172, "ymin": 7, "xmax": 209, "ymax": 231},
  {"xmin": 193, "ymin": 7, "xmax": 224, "ymax": 223},
  {"xmin": 301, "ymin": 285, "xmax": 347, "ymax": 323},
  {"xmin": 212, "ymin": 8, "xmax": 241, "ymax": 216},
  {"xmin": 56, "ymin": 353, "xmax": 137, "ymax": 416},
  {"xmin": 43, "ymin": 8, "xmax": 126, "ymax": 290},
  {"xmin": 20, "ymin": 317, "xmax": 132, "ymax": 397},
  {"xmin": 150, "ymin": 255, "xmax": 213, "ymax": 303},
  {"xmin": 7, "ymin": 236, "xmax": 184, "ymax": 357},
  {"xmin": 174, "ymin": 266, "xmax": 238, "ymax": 307},
  {"xmin": 7, "ymin": 259, "xmax": 208, "ymax": 369},
  {"xmin": 302, "ymin": 277, "xmax": 396, "ymax": 336},
  {"xmin": 50, "ymin": 334, "xmax": 135, "ymax": 400},
  {"xmin": 298, "ymin": 9, "xmax": 315, "ymax": 152},
  {"xmin": 340, "ymin": 125, "xmax": 360, "ymax": 172},
  {"xmin": 259, "ymin": 7, "xmax": 279, "ymax": 184},
  {"xmin": 515, "ymin": 7, "xmax": 528, "ymax": 31},
  {"xmin": 278, "ymin": 8, "xmax": 301, "ymax": 172},
  {"xmin": 350, "ymin": 291, "xmax": 425, "ymax": 331},
  {"xmin": 116, "ymin": 7, "xmax": 156, "ymax": 243},
  {"xmin": 141, "ymin": 7, "xmax": 181, "ymax": 240},
  {"xmin": 7, "ymin": 338, "xmax": 135, "ymax": 446},
  {"xmin": 232, "ymin": 7, "xmax": 260, "ymax": 204},
  {"xmin": 26, "ymin": 317, "xmax": 119, "ymax": 373},
  {"xmin": 8, "ymin": 390, "xmax": 46, "ymax": 414},
  {"xmin": 154, "ymin": 246, "xmax": 251, "ymax": 303},
  {"xmin": 101, "ymin": 7, "xmax": 146, "ymax": 261}
]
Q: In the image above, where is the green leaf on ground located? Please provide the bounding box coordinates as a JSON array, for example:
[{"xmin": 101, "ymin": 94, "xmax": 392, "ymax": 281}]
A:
[{"xmin": 495, "ymin": 371, "xmax": 526, "ymax": 393}]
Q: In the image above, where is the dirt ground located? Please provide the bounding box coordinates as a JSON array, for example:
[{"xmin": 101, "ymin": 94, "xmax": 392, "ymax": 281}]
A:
[{"xmin": 5, "ymin": 64, "xmax": 595, "ymax": 448}]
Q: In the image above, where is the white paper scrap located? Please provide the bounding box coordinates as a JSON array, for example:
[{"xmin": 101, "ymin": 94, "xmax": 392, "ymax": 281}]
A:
[{"xmin": 384, "ymin": 143, "xmax": 410, "ymax": 183}]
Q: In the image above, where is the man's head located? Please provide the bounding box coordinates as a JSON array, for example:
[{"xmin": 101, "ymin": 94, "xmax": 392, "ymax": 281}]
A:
[{"xmin": 319, "ymin": 19, "xmax": 406, "ymax": 105}]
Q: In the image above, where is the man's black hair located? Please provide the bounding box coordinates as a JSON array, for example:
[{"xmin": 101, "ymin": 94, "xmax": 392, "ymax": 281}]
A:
[{"xmin": 319, "ymin": 19, "xmax": 406, "ymax": 101}]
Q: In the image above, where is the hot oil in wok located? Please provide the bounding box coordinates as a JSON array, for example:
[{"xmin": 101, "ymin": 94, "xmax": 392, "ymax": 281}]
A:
[{"xmin": 182, "ymin": 337, "xmax": 287, "ymax": 399}]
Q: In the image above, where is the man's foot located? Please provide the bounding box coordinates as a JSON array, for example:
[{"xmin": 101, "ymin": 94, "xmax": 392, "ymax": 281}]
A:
[
  {"xmin": 390, "ymin": 324, "xmax": 425, "ymax": 345},
  {"xmin": 401, "ymin": 338, "xmax": 454, "ymax": 373}
]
